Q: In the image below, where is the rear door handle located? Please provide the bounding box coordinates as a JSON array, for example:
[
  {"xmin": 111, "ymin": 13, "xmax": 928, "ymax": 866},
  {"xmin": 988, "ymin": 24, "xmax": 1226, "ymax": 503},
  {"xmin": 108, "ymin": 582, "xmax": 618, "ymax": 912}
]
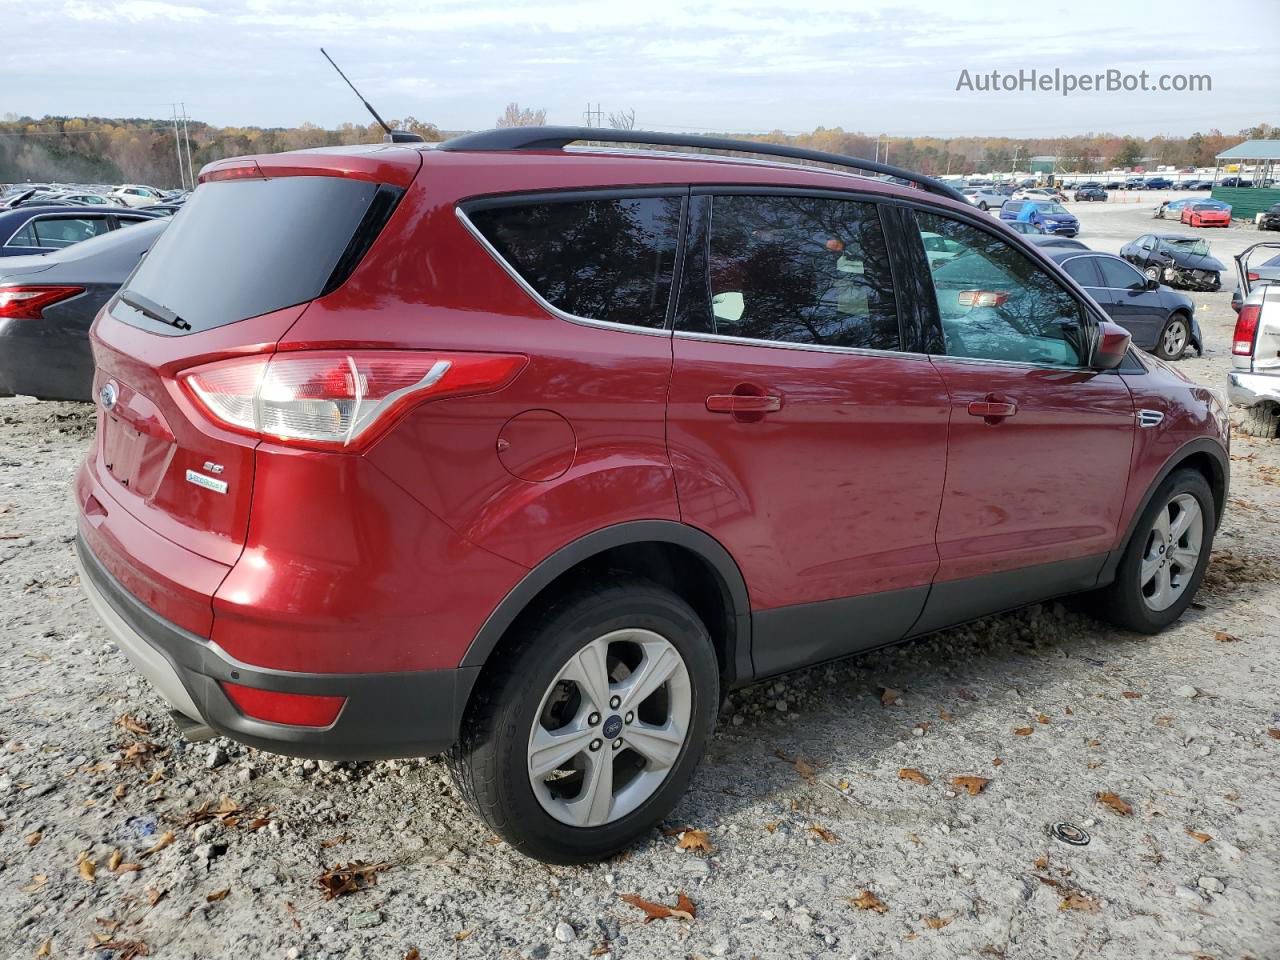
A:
[
  {"xmin": 967, "ymin": 398, "xmax": 1017, "ymax": 420},
  {"xmin": 706, "ymin": 394, "xmax": 782, "ymax": 414}
]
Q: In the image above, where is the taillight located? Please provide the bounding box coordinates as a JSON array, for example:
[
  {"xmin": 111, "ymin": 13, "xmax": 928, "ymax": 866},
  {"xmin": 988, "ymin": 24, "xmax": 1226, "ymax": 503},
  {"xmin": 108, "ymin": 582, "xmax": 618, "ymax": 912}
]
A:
[
  {"xmin": 0, "ymin": 285, "xmax": 84, "ymax": 319},
  {"xmin": 179, "ymin": 349, "xmax": 525, "ymax": 450},
  {"xmin": 1247, "ymin": 272, "xmax": 1260, "ymax": 282},
  {"xmin": 220, "ymin": 681, "xmax": 345, "ymax": 728},
  {"xmin": 958, "ymin": 289, "xmax": 1010, "ymax": 308},
  {"xmin": 199, "ymin": 160, "xmax": 266, "ymax": 183},
  {"xmin": 1233, "ymin": 304, "xmax": 1261, "ymax": 355}
]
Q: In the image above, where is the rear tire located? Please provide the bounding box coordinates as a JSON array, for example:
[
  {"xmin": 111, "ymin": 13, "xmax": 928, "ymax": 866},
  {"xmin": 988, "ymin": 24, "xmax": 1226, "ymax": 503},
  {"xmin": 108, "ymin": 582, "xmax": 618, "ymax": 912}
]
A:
[
  {"xmin": 447, "ymin": 577, "xmax": 719, "ymax": 864},
  {"xmin": 1092, "ymin": 468, "xmax": 1214, "ymax": 634},
  {"xmin": 1239, "ymin": 403, "xmax": 1280, "ymax": 439}
]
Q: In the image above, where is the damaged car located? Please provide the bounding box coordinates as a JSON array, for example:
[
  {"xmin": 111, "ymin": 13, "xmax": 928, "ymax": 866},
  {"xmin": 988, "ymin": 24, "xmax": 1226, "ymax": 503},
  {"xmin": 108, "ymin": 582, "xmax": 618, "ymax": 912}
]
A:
[{"xmin": 1120, "ymin": 234, "xmax": 1225, "ymax": 291}]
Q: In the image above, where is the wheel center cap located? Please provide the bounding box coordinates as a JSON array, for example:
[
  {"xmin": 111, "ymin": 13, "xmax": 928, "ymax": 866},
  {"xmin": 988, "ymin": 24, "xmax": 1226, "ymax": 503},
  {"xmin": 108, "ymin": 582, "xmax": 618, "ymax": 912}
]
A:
[{"xmin": 602, "ymin": 714, "xmax": 623, "ymax": 739}]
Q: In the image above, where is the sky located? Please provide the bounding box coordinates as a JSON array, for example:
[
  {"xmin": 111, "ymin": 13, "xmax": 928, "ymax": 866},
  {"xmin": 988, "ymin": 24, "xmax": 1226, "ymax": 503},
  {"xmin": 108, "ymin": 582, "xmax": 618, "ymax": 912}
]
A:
[{"xmin": 2, "ymin": 0, "xmax": 1278, "ymax": 137}]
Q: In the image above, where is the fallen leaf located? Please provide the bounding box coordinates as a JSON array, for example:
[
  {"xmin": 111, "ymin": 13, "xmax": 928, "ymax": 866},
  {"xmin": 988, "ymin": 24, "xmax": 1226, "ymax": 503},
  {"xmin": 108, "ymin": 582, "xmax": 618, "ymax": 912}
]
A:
[
  {"xmin": 763, "ymin": 821, "xmax": 781, "ymax": 833},
  {"xmin": 957, "ymin": 688, "xmax": 978, "ymax": 701},
  {"xmin": 923, "ymin": 913, "xmax": 955, "ymax": 930},
  {"xmin": 116, "ymin": 715, "xmax": 152, "ymax": 736},
  {"xmin": 453, "ymin": 931, "xmax": 472, "ymax": 942},
  {"xmin": 114, "ymin": 783, "xmax": 128, "ymax": 800},
  {"xmin": 107, "ymin": 850, "xmax": 123, "ymax": 871},
  {"xmin": 774, "ymin": 749, "xmax": 820, "ymax": 781},
  {"xmin": 1033, "ymin": 855, "xmax": 1049, "ymax": 870},
  {"xmin": 1013, "ymin": 727, "xmax": 1034, "ymax": 736},
  {"xmin": 145, "ymin": 887, "xmax": 166, "ymax": 906},
  {"xmin": 1089, "ymin": 738, "xmax": 1103, "ymax": 746},
  {"xmin": 676, "ymin": 829, "xmax": 715, "ymax": 854},
  {"xmin": 320, "ymin": 833, "xmax": 352, "ymax": 849},
  {"xmin": 100, "ymin": 940, "xmax": 149, "ymax": 960},
  {"xmin": 939, "ymin": 709, "xmax": 954, "ymax": 723},
  {"xmin": 809, "ymin": 825, "xmax": 838, "ymax": 844},
  {"xmin": 1121, "ymin": 691, "xmax": 1142, "ymax": 699},
  {"xmin": 914, "ymin": 722, "xmax": 931, "ymax": 733},
  {"xmin": 991, "ymin": 757, "xmax": 1003, "ymax": 767},
  {"xmin": 206, "ymin": 888, "xmax": 230, "ymax": 903},
  {"xmin": 24, "ymin": 830, "xmax": 41, "ymax": 847},
  {"xmin": 140, "ymin": 831, "xmax": 175, "ymax": 857},
  {"xmin": 116, "ymin": 863, "xmax": 142, "ymax": 874},
  {"xmin": 22, "ymin": 875, "xmax": 48, "ymax": 893},
  {"xmin": 1036, "ymin": 714, "xmax": 1051, "ymax": 724},
  {"xmin": 1186, "ymin": 829, "xmax": 1212, "ymax": 844},
  {"xmin": 35, "ymin": 941, "xmax": 51, "ymax": 958},
  {"xmin": 405, "ymin": 950, "xmax": 420, "ymax": 960},
  {"xmin": 78, "ymin": 858, "xmax": 97, "ymax": 883},
  {"xmin": 620, "ymin": 891, "xmax": 696, "ymax": 923},
  {"xmin": 880, "ymin": 688, "xmax": 902, "ymax": 707},
  {"xmin": 848, "ymin": 890, "xmax": 888, "ymax": 913},
  {"xmin": 315, "ymin": 861, "xmax": 391, "ymax": 901},
  {"xmin": 951, "ymin": 776, "xmax": 990, "ymax": 796},
  {"xmin": 1059, "ymin": 891, "xmax": 1100, "ymax": 912},
  {"xmin": 1097, "ymin": 792, "xmax": 1132, "ymax": 816},
  {"xmin": 1214, "ymin": 631, "xmax": 1240, "ymax": 643},
  {"xmin": 899, "ymin": 767, "xmax": 931, "ymax": 786},
  {"xmin": 1065, "ymin": 706, "xmax": 1074, "ymax": 716},
  {"xmin": 907, "ymin": 833, "xmax": 922, "ymax": 846},
  {"xmin": 1267, "ymin": 728, "xmax": 1280, "ymax": 740}
]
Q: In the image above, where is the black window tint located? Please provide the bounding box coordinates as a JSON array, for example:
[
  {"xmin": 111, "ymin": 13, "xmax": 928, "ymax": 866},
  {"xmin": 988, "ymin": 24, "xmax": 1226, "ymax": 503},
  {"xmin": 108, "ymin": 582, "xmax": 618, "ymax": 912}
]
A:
[
  {"xmin": 118, "ymin": 176, "xmax": 391, "ymax": 335},
  {"xmin": 694, "ymin": 194, "xmax": 899, "ymax": 350},
  {"xmin": 33, "ymin": 216, "xmax": 110, "ymax": 248},
  {"xmin": 6, "ymin": 221, "xmax": 36, "ymax": 246},
  {"xmin": 469, "ymin": 196, "xmax": 681, "ymax": 329},
  {"xmin": 1098, "ymin": 257, "xmax": 1145, "ymax": 289},
  {"xmin": 917, "ymin": 211, "xmax": 1087, "ymax": 367},
  {"xmin": 1062, "ymin": 256, "xmax": 1102, "ymax": 286}
]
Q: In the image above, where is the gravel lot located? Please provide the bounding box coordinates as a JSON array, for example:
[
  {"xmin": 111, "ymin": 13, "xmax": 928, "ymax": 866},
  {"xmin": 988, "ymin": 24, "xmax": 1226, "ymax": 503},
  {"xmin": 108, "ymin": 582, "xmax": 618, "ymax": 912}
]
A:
[{"xmin": 2, "ymin": 207, "xmax": 1278, "ymax": 960}]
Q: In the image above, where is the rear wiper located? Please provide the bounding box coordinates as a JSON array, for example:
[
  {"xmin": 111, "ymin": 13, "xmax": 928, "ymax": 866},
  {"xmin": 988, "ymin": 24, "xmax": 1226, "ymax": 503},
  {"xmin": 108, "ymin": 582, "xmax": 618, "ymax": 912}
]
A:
[{"xmin": 118, "ymin": 289, "xmax": 191, "ymax": 331}]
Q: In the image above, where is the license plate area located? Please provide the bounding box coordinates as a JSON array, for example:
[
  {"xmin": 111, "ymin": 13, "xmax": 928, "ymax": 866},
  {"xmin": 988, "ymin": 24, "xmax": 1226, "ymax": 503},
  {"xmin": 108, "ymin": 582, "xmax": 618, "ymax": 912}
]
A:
[{"xmin": 103, "ymin": 414, "xmax": 145, "ymax": 489}]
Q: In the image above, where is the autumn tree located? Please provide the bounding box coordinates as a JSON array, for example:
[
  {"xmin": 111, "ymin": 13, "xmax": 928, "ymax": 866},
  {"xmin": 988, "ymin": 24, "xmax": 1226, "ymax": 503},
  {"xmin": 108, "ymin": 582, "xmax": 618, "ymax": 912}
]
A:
[{"xmin": 496, "ymin": 103, "xmax": 547, "ymax": 128}]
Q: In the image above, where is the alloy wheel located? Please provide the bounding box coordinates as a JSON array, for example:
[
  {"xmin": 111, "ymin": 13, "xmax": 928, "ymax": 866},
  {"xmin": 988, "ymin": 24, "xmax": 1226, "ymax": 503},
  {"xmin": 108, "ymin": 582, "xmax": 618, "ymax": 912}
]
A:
[
  {"xmin": 1139, "ymin": 493, "xmax": 1203, "ymax": 612},
  {"xmin": 1161, "ymin": 319, "xmax": 1188, "ymax": 358},
  {"xmin": 1144, "ymin": 265, "xmax": 1160, "ymax": 281},
  {"xmin": 527, "ymin": 629, "xmax": 692, "ymax": 828}
]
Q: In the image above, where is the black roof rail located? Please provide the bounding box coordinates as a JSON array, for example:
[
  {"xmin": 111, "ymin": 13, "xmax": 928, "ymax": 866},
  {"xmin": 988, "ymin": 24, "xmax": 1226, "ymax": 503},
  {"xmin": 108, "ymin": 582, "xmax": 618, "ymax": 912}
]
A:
[{"xmin": 437, "ymin": 126, "xmax": 966, "ymax": 203}]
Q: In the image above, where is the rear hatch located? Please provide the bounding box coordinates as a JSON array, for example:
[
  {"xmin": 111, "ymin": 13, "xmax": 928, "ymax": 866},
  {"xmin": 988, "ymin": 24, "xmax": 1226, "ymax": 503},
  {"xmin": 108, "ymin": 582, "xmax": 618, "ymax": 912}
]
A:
[{"xmin": 88, "ymin": 147, "xmax": 421, "ymax": 567}]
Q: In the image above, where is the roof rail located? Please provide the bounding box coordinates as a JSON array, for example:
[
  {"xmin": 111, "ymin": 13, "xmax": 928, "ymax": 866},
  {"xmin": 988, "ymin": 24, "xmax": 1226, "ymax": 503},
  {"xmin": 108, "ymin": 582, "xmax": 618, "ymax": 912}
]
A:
[{"xmin": 437, "ymin": 126, "xmax": 966, "ymax": 203}]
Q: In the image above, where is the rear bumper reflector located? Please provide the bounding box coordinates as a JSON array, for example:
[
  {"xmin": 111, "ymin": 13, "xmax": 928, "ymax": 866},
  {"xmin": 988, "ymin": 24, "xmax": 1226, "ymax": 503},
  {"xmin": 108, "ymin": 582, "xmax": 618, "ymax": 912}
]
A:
[{"xmin": 220, "ymin": 681, "xmax": 346, "ymax": 729}]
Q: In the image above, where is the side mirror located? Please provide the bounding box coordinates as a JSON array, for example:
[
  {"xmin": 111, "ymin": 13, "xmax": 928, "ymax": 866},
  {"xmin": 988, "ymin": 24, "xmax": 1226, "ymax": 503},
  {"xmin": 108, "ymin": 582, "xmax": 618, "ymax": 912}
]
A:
[
  {"xmin": 1091, "ymin": 320, "xmax": 1131, "ymax": 370},
  {"xmin": 1145, "ymin": 277, "xmax": 1160, "ymax": 291}
]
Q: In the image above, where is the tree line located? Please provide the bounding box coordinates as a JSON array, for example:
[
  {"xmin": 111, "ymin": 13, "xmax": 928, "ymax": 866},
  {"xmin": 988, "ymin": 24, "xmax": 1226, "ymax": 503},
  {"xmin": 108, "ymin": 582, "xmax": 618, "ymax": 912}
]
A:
[{"xmin": 1, "ymin": 111, "xmax": 1275, "ymax": 188}]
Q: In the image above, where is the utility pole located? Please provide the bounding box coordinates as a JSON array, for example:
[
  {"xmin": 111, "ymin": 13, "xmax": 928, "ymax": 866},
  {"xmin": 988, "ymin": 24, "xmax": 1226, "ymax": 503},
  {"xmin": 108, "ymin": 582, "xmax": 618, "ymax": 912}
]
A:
[
  {"xmin": 170, "ymin": 105, "xmax": 187, "ymax": 191},
  {"xmin": 180, "ymin": 102, "xmax": 195, "ymax": 190},
  {"xmin": 583, "ymin": 103, "xmax": 603, "ymax": 128}
]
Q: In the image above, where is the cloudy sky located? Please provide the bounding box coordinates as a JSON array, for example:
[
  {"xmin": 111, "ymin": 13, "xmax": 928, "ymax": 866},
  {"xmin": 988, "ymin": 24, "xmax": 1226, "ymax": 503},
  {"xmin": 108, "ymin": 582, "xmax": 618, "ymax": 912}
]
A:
[{"xmin": 3, "ymin": 0, "xmax": 1277, "ymax": 136}]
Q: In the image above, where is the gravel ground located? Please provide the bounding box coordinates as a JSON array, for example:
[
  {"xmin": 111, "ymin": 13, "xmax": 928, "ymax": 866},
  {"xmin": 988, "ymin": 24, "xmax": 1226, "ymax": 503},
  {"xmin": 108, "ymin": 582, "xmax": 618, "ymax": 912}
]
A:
[{"xmin": 2, "ymin": 235, "xmax": 1279, "ymax": 959}]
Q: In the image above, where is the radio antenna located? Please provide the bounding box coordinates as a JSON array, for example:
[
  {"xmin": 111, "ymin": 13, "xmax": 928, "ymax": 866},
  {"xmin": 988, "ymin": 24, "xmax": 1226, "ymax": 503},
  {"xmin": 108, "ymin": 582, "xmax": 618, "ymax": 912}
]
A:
[{"xmin": 320, "ymin": 48, "xmax": 422, "ymax": 142}]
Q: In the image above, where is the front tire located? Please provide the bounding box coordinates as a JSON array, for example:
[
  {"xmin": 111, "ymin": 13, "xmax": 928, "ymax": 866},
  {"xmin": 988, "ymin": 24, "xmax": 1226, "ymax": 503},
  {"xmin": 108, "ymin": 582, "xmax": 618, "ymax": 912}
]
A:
[
  {"xmin": 1144, "ymin": 265, "xmax": 1162, "ymax": 282},
  {"xmin": 1093, "ymin": 469, "xmax": 1214, "ymax": 634},
  {"xmin": 448, "ymin": 577, "xmax": 719, "ymax": 864},
  {"xmin": 1154, "ymin": 314, "xmax": 1190, "ymax": 360}
]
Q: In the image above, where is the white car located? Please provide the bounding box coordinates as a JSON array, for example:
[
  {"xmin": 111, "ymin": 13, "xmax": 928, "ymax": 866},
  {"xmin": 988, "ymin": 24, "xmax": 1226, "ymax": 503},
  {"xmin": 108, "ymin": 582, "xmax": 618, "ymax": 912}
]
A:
[
  {"xmin": 1229, "ymin": 242, "xmax": 1280, "ymax": 438},
  {"xmin": 1012, "ymin": 188, "xmax": 1066, "ymax": 203},
  {"xmin": 961, "ymin": 188, "xmax": 1006, "ymax": 212},
  {"xmin": 109, "ymin": 185, "xmax": 166, "ymax": 208}
]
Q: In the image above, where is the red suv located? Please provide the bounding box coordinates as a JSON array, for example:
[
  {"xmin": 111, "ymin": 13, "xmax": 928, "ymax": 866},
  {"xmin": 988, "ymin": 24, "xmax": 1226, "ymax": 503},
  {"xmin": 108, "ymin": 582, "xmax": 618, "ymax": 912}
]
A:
[{"xmin": 76, "ymin": 128, "xmax": 1229, "ymax": 863}]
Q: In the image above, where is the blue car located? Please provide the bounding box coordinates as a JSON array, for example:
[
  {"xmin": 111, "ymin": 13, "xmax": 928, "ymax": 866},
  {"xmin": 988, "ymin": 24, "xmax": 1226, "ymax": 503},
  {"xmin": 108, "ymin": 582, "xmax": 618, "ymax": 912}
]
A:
[
  {"xmin": 0, "ymin": 205, "xmax": 157, "ymax": 257},
  {"xmin": 999, "ymin": 200, "xmax": 1080, "ymax": 236}
]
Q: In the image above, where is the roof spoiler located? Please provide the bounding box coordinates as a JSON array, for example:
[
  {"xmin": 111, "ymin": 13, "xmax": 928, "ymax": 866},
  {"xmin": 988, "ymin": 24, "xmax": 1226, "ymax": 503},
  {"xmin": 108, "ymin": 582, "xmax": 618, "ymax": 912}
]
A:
[{"xmin": 438, "ymin": 126, "xmax": 966, "ymax": 203}]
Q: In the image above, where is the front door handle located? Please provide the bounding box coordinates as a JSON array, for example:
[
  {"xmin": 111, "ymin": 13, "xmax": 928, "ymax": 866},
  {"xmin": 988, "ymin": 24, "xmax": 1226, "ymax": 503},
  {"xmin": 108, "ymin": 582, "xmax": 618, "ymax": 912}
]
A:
[
  {"xmin": 967, "ymin": 397, "xmax": 1017, "ymax": 422},
  {"xmin": 706, "ymin": 394, "xmax": 782, "ymax": 414}
]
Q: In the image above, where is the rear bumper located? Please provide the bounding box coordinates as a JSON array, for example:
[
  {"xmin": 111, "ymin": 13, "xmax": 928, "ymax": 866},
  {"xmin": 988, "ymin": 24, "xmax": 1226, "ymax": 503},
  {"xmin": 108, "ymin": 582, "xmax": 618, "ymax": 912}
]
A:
[
  {"xmin": 76, "ymin": 533, "xmax": 477, "ymax": 760},
  {"xmin": 1228, "ymin": 370, "xmax": 1280, "ymax": 408}
]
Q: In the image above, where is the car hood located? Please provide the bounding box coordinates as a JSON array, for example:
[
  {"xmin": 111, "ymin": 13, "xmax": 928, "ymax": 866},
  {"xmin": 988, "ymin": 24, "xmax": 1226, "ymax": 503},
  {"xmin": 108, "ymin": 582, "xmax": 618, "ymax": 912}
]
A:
[
  {"xmin": 1167, "ymin": 250, "xmax": 1225, "ymax": 271},
  {"xmin": 1042, "ymin": 212, "xmax": 1078, "ymax": 222}
]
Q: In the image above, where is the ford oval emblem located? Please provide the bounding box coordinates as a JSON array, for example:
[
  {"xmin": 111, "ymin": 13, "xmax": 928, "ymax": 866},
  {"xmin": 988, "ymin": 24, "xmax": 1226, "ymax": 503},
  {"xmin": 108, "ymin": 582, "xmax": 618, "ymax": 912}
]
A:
[{"xmin": 99, "ymin": 382, "xmax": 118, "ymax": 410}]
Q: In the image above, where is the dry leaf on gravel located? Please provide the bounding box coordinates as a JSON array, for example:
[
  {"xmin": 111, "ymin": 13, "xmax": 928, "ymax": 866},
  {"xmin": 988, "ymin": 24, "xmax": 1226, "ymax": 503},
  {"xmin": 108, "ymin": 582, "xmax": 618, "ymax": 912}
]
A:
[
  {"xmin": 1186, "ymin": 829, "xmax": 1213, "ymax": 843},
  {"xmin": 77, "ymin": 856, "xmax": 97, "ymax": 883},
  {"xmin": 1059, "ymin": 891, "xmax": 1100, "ymax": 912},
  {"xmin": 1215, "ymin": 631, "xmax": 1241, "ymax": 643},
  {"xmin": 939, "ymin": 709, "xmax": 954, "ymax": 723},
  {"xmin": 145, "ymin": 887, "xmax": 166, "ymax": 907},
  {"xmin": 620, "ymin": 891, "xmax": 696, "ymax": 923},
  {"xmin": 119, "ymin": 742, "xmax": 163, "ymax": 770},
  {"xmin": 1013, "ymin": 727, "xmax": 1034, "ymax": 736},
  {"xmin": 22, "ymin": 875, "xmax": 48, "ymax": 893},
  {"xmin": 100, "ymin": 941, "xmax": 149, "ymax": 960},
  {"xmin": 316, "ymin": 861, "xmax": 391, "ymax": 901},
  {"xmin": 35, "ymin": 941, "xmax": 51, "ymax": 958},
  {"xmin": 951, "ymin": 776, "xmax": 989, "ymax": 796},
  {"xmin": 140, "ymin": 831, "xmax": 175, "ymax": 857},
  {"xmin": 1036, "ymin": 714, "xmax": 1051, "ymax": 724},
  {"xmin": 1097, "ymin": 792, "xmax": 1132, "ymax": 816},
  {"xmin": 320, "ymin": 833, "xmax": 352, "ymax": 849},
  {"xmin": 676, "ymin": 829, "xmax": 715, "ymax": 854},
  {"xmin": 923, "ymin": 913, "xmax": 955, "ymax": 930},
  {"xmin": 107, "ymin": 850, "xmax": 122, "ymax": 871},
  {"xmin": 810, "ymin": 825, "xmax": 838, "ymax": 844},
  {"xmin": 992, "ymin": 757, "xmax": 1003, "ymax": 766},
  {"xmin": 24, "ymin": 831, "xmax": 41, "ymax": 847},
  {"xmin": 848, "ymin": 890, "xmax": 888, "ymax": 913},
  {"xmin": 880, "ymin": 688, "xmax": 902, "ymax": 707},
  {"xmin": 116, "ymin": 715, "xmax": 152, "ymax": 736},
  {"xmin": 405, "ymin": 950, "xmax": 420, "ymax": 960},
  {"xmin": 774, "ymin": 749, "xmax": 819, "ymax": 780},
  {"xmin": 1122, "ymin": 691, "xmax": 1143, "ymax": 699},
  {"xmin": 899, "ymin": 768, "xmax": 931, "ymax": 786},
  {"xmin": 1267, "ymin": 728, "xmax": 1280, "ymax": 740},
  {"xmin": 206, "ymin": 888, "xmax": 230, "ymax": 903}
]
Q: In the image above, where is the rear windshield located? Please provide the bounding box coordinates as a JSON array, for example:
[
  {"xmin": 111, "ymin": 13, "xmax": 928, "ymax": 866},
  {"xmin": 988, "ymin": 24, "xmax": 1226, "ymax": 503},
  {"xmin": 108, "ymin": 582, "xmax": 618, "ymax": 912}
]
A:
[{"xmin": 115, "ymin": 176, "xmax": 390, "ymax": 334}]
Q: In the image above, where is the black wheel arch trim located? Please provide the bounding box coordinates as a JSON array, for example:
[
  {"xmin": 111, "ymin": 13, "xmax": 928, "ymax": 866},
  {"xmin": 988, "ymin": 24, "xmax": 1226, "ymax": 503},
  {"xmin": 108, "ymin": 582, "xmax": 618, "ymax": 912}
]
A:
[
  {"xmin": 461, "ymin": 520, "xmax": 753, "ymax": 683},
  {"xmin": 1098, "ymin": 436, "xmax": 1228, "ymax": 584}
]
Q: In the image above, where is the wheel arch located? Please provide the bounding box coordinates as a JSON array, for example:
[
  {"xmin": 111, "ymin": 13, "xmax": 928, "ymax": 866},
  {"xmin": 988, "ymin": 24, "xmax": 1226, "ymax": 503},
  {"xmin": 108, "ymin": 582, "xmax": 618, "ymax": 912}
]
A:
[
  {"xmin": 460, "ymin": 520, "xmax": 753, "ymax": 687},
  {"xmin": 1099, "ymin": 436, "xmax": 1228, "ymax": 585}
]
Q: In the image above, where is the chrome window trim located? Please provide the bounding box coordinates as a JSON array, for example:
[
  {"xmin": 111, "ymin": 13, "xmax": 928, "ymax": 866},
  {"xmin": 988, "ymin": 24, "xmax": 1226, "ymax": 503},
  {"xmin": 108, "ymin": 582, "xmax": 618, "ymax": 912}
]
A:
[
  {"xmin": 672, "ymin": 328, "xmax": 931, "ymax": 361},
  {"xmin": 3, "ymin": 213, "xmax": 105, "ymax": 249},
  {"xmin": 454, "ymin": 205, "xmax": 674, "ymax": 338}
]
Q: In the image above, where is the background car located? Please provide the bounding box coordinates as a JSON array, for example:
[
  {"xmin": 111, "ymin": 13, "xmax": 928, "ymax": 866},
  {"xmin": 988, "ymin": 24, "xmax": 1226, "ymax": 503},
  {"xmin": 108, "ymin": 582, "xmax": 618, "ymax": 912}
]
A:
[
  {"xmin": 1258, "ymin": 204, "xmax": 1280, "ymax": 231},
  {"xmin": 1120, "ymin": 234, "xmax": 1225, "ymax": 291},
  {"xmin": 1004, "ymin": 220, "xmax": 1044, "ymax": 235},
  {"xmin": 1230, "ymin": 252, "xmax": 1280, "ymax": 312},
  {"xmin": 1074, "ymin": 186, "xmax": 1108, "ymax": 201},
  {"xmin": 999, "ymin": 200, "xmax": 1080, "ymax": 236},
  {"xmin": 961, "ymin": 187, "xmax": 1005, "ymax": 211},
  {"xmin": 1182, "ymin": 203, "xmax": 1231, "ymax": 228},
  {"xmin": 0, "ymin": 218, "xmax": 168, "ymax": 401},
  {"xmin": 108, "ymin": 184, "xmax": 165, "ymax": 207},
  {"xmin": 0, "ymin": 205, "xmax": 157, "ymax": 257},
  {"xmin": 1230, "ymin": 244, "xmax": 1280, "ymax": 437},
  {"xmin": 1145, "ymin": 177, "xmax": 1174, "ymax": 190},
  {"xmin": 1027, "ymin": 235, "xmax": 1089, "ymax": 250},
  {"xmin": 1052, "ymin": 249, "xmax": 1200, "ymax": 360}
]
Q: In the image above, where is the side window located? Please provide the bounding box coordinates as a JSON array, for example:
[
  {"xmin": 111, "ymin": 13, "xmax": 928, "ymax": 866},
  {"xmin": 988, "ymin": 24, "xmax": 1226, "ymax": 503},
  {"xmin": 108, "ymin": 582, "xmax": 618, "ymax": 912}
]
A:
[
  {"xmin": 916, "ymin": 211, "xmax": 1088, "ymax": 367},
  {"xmin": 693, "ymin": 194, "xmax": 900, "ymax": 350},
  {"xmin": 1098, "ymin": 257, "xmax": 1146, "ymax": 290},
  {"xmin": 32, "ymin": 217, "xmax": 110, "ymax": 249},
  {"xmin": 6, "ymin": 222, "xmax": 37, "ymax": 247},
  {"xmin": 1062, "ymin": 256, "xmax": 1102, "ymax": 286},
  {"xmin": 467, "ymin": 196, "xmax": 681, "ymax": 329}
]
